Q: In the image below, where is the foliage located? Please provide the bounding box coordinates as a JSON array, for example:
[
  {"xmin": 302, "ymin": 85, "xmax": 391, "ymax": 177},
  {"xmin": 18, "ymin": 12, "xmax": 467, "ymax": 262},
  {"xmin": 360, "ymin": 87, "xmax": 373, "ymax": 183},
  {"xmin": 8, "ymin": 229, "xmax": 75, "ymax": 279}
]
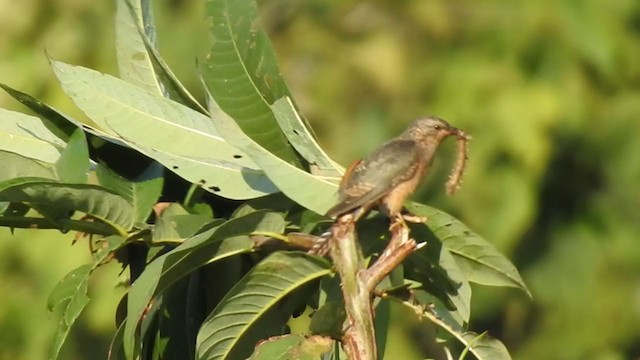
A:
[
  {"xmin": 3, "ymin": 0, "xmax": 638, "ymax": 359},
  {"xmin": 0, "ymin": 0, "xmax": 528, "ymax": 359}
]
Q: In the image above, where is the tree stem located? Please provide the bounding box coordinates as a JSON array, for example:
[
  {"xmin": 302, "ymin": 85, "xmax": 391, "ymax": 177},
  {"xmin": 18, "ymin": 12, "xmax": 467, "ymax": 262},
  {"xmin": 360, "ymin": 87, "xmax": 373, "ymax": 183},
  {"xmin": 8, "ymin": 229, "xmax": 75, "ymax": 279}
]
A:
[{"xmin": 329, "ymin": 221, "xmax": 377, "ymax": 360}]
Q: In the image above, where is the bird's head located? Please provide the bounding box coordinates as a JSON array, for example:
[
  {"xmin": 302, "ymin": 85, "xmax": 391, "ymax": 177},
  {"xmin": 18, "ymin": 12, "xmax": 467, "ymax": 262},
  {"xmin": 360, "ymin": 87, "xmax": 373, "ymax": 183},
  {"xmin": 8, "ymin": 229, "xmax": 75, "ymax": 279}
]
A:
[{"xmin": 402, "ymin": 116, "xmax": 465, "ymax": 144}]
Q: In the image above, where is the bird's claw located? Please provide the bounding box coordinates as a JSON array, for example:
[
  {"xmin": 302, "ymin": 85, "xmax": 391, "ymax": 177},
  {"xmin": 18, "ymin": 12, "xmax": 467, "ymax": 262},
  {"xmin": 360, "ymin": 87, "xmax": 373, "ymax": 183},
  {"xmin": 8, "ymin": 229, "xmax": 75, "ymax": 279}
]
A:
[{"xmin": 402, "ymin": 214, "xmax": 427, "ymax": 223}]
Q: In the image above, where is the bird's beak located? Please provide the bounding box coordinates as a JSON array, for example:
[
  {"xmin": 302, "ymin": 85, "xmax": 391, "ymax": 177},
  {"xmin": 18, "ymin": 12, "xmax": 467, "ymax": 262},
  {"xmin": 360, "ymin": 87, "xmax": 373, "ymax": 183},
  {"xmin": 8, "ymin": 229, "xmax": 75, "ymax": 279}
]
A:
[{"xmin": 449, "ymin": 126, "xmax": 471, "ymax": 140}]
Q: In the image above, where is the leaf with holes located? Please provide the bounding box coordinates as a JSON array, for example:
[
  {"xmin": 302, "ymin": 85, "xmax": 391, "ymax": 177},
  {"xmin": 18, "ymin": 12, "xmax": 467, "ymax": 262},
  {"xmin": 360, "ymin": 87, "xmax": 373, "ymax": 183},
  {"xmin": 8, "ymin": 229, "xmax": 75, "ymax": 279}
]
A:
[
  {"xmin": 210, "ymin": 106, "xmax": 339, "ymax": 215},
  {"xmin": 196, "ymin": 251, "xmax": 331, "ymax": 360},
  {"xmin": 51, "ymin": 60, "xmax": 277, "ymax": 200}
]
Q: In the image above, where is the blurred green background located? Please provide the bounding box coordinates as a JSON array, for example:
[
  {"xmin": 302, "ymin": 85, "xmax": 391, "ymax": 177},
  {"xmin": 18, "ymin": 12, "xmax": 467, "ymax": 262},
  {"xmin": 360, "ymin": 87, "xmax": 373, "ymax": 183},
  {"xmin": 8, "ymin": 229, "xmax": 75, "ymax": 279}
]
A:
[{"xmin": 1, "ymin": 0, "xmax": 639, "ymax": 359}]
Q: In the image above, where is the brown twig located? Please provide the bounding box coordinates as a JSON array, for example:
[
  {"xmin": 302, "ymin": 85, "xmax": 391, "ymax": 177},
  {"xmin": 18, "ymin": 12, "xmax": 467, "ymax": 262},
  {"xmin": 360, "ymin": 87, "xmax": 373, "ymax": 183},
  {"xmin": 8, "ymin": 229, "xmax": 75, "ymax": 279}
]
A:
[
  {"xmin": 446, "ymin": 132, "xmax": 471, "ymax": 195},
  {"xmin": 364, "ymin": 226, "xmax": 416, "ymax": 292}
]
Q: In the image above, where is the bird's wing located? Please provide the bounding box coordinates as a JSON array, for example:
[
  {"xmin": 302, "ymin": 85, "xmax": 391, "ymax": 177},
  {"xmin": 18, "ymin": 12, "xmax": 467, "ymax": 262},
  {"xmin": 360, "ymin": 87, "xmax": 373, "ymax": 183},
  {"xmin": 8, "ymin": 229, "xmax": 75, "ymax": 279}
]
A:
[{"xmin": 326, "ymin": 140, "xmax": 420, "ymax": 218}]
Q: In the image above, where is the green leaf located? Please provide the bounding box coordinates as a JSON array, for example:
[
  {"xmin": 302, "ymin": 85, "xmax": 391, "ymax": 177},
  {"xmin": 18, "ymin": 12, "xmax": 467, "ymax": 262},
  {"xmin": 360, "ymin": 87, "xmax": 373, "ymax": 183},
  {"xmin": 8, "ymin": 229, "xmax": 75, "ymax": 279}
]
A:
[
  {"xmin": 0, "ymin": 182, "xmax": 134, "ymax": 234},
  {"xmin": 0, "ymin": 82, "xmax": 77, "ymax": 141},
  {"xmin": 50, "ymin": 60, "xmax": 276, "ymax": 200},
  {"xmin": 124, "ymin": 211, "xmax": 286, "ymax": 360},
  {"xmin": 142, "ymin": 34, "xmax": 208, "ymax": 114},
  {"xmin": 374, "ymin": 300, "xmax": 390, "ymax": 359},
  {"xmin": 196, "ymin": 252, "xmax": 331, "ymax": 360},
  {"xmin": 0, "ymin": 151, "xmax": 56, "ymax": 181},
  {"xmin": 48, "ymin": 235, "xmax": 125, "ymax": 360},
  {"xmin": 55, "ymin": 128, "xmax": 89, "ymax": 183},
  {"xmin": 47, "ymin": 264, "xmax": 92, "ymax": 360},
  {"xmin": 271, "ymin": 97, "xmax": 343, "ymax": 177},
  {"xmin": 210, "ymin": 106, "xmax": 339, "ymax": 215},
  {"xmin": 120, "ymin": 0, "xmax": 207, "ymax": 114},
  {"xmin": 406, "ymin": 202, "xmax": 531, "ymax": 297},
  {"xmin": 249, "ymin": 335, "xmax": 332, "ymax": 360},
  {"xmin": 203, "ymin": 0, "xmax": 301, "ymax": 166},
  {"xmin": 0, "ymin": 107, "xmax": 64, "ymax": 163},
  {"xmin": 141, "ymin": 147, "xmax": 278, "ymax": 199},
  {"xmin": 115, "ymin": 0, "xmax": 162, "ymax": 93},
  {"xmin": 405, "ymin": 232, "xmax": 472, "ymax": 325},
  {"xmin": 96, "ymin": 164, "xmax": 163, "ymax": 224},
  {"xmin": 152, "ymin": 214, "xmax": 214, "ymax": 244}
]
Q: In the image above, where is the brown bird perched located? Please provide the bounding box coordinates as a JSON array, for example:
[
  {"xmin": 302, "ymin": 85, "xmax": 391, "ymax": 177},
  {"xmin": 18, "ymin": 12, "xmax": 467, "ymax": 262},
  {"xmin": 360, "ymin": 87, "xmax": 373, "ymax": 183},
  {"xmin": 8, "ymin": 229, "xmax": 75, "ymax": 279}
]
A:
[{"xmin": 325, "ymin": 116, "xmax": 468, "ymax": 225}]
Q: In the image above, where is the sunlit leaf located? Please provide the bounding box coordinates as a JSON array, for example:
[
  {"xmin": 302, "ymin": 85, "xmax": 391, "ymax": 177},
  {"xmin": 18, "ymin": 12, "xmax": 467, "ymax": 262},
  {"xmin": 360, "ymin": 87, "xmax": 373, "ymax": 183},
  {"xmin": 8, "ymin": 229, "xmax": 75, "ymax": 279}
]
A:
[
  {"xmin": 54, "ymin": 128, "xmax": 89, "ymax": 184},
  {"xmin": 248, "ymin": 335, "xmax": 332, "ymax": 360},
  {"xmin": 0, "ymin": 107, "xmax": 64, "ymax": 163},
  {"xmin": 271, "ymin": 97, "xmax": 343, "ymax": 177},
  {"xmin": 51, "ymin": 60, "xmax": 276, "ymax": 199},
  {"xmin": 210, "ymin": 105, "xmax": 338, "ymax": 214},
  {"xmin": 0, "ymin": 151, "xmax": 56, "ymax": 181},
  {"xmin": 115, "ymin": 0, "xmax": 162, "ymax": 93},
  {"xmin": 203, "ymin": 0, "xmax": 301, "ymax": 166}
]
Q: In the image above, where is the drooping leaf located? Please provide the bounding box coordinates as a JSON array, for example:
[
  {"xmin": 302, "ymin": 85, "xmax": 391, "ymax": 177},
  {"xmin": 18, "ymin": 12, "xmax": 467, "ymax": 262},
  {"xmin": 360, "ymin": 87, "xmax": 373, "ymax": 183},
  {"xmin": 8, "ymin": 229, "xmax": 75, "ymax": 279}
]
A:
[
  {"xmin": 249, "ymin": 335, "xmax": 333, "ymax": 360},
  {"xmin": 0, "ymin": 83, "xmax": 76, "ymax": 141},
  {"xmin": 124, "ymin": 211, "xmax": 286, "ymax": 360},
  {"xmin": 55, "ymin": 128, "xmax": 89, "ymax": 183},
  {"xmin": 47, "ymin": 264, "xmax": 92, "ymax": 360},
  {"xmin": 209, "ymin": 105, "xmax": 338, "ymax": 214},
  {"xmin": 0, "ymin": 182, "xmax": 134, "ymax": 234},
  {"xmin": 0, "ymin": 151, "xmax": 56, "ymax": 181},
  {"xmin": 271, "ymin": 97, "xmax": 343, "ymax": 177},
  {"xmin": 202, "ymin": 0, "xmax": 301, "ymax": 166},
  {"xmin": 133, "ymin": 12, "xmax": 208, "ymax": 113},
  {"xmin": 48, "ymin": 235, "xmax": 126, "ymax": 360},
  {"xmin": 0, "ymin": 107, "xmax": 64, "ymax": 163},
  {"xmin": 196, "ymin": 251, "xmax": 331, "ymax": 360},
  {"xmin": 51, "ymin": 60, "xmax": 277, "ymax": 199},
  {"xmin": 96, "ymin": 164, "xmax": 163, "ymax": 224},
  {"xmin": 406, "ymin": 202, "xmax": 530, "ymax": 297}
]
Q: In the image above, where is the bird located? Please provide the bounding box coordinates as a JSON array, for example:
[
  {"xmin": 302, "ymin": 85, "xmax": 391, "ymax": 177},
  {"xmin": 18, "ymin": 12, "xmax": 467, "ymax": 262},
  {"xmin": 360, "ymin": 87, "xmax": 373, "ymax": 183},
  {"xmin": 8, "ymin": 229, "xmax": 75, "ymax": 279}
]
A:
[{"xmin": 325, "ymin": 116, "xmax": 465, "ymax": 225}]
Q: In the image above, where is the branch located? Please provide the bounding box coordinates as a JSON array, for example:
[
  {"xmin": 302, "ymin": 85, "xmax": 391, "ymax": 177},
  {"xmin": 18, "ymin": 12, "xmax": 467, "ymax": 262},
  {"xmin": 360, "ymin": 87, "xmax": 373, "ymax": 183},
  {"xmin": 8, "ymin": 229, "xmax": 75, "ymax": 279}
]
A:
[{"xmin": 329, "ymin": 219, "xmax": 377, "ymax": 360}]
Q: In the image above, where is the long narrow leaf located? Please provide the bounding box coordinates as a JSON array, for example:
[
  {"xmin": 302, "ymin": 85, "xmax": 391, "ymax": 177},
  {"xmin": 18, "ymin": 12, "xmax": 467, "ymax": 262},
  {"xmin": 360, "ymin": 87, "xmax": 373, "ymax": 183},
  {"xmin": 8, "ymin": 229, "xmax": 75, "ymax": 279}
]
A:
[
  {"xmin": 196, "ymin": 252, "xmax": 331, "ymax": 360},
  {"xmin": 210, "ymin": 106, "xmax": 338, "ymax": 214},
  {"xmin": 51, "ymin": 60, "xmax": 276, "ymax": 199},
  {"xmin": 203, "ymin": 0, "xmax": 301, "ymax": 166}
]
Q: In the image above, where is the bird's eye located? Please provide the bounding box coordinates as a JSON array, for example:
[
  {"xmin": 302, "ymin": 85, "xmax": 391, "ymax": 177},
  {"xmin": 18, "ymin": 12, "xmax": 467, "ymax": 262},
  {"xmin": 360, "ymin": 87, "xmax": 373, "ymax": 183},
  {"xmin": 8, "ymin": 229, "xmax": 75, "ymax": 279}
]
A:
[{"xmin": 433, "ymin": 124, "xmax": 441, "ymax": 130}]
